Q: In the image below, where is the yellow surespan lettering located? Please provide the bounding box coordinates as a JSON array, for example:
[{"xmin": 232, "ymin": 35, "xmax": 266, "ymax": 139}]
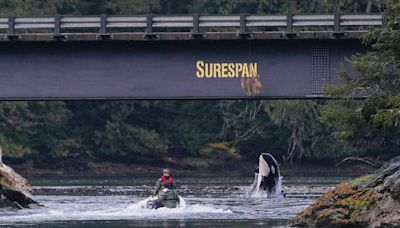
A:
[
  {"xmin": 235, "ymin": 63, "xmax": 243, "ymax": 78},
  {"xmin": 228, "ymin": 63, "xmax": 235, "ymax": 77},
  {"xmin": 214, "ymin": 63, "xmax": 221, "ymax": 78},
  {"xmin": 221, "ymin": 63, "xmax": 228, "ymax": 78},
  {"xmin": 196, "ymin": 61, "xmax": 205, "ymax": 78},
  {"xmin": 250, "ymin": 63, "xmax": 258, "ymax": 77},
  {"xmin": 195, "ymin": 61, "xmax": 259, "ymax": 79},
  {"xmin": 205, "ymin": 63, "xmax": 212, "ymax": 78},
  {"xmin": 242, "ymin": 64, "xmax": 249, "ymax": 77}
]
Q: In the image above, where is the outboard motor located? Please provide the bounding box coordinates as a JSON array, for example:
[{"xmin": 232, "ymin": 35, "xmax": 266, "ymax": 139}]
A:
[{"xmin": 146, "ymin": 199, "xmax": 157, "ymax": 209}]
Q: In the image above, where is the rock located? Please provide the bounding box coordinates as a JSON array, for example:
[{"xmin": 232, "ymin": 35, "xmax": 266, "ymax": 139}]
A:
[
  {"xmin": 289, "ymin": 156, "xmax": 400, "ymax": 228},
  {"xmin": 0, "ymin": 147, "xmax": 39, "ymax": 209}
]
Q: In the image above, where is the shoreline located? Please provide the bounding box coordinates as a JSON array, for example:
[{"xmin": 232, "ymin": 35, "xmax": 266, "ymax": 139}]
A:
[{"xmin": 11, "ymin": 161, "xmax": 377, "ymax": 178}]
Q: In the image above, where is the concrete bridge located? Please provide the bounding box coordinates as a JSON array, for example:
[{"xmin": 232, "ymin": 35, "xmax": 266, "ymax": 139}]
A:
[{"xmin": 0, "ymin": 14, "xmax": 384, "ymax": 99}]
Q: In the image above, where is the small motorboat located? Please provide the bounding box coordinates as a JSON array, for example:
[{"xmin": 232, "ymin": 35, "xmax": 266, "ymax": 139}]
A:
[{"xmin": 146, "ymin": 188, "xmax": 180, "ymax": 209}]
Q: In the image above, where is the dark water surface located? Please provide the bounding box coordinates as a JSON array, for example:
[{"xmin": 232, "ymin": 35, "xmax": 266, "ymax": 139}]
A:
[{"xmin": 0, "ymin": 174, "xmax": 353, "ymax": 227}]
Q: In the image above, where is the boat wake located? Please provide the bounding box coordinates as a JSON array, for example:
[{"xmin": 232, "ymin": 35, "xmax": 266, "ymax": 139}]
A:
[
  {"xmin": 0, "ymin": 196, "xmax": 232, "ymax": 224},
  {"xmin": 125, "ymin": 196, "xmax": 231, "ymax": 214}
]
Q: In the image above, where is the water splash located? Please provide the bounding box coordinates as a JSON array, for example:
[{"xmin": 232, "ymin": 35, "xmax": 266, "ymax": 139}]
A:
[
  {"xmin": 125, "ymin": 196, "xmax": 230, "ymax": 214},
  {"xmin": 0, "ymin": 196, "xmax": 231, "ymax": 224},
  {"xmin": 246, "ymin": 174, "xmax": 283, "ymax": 198}
]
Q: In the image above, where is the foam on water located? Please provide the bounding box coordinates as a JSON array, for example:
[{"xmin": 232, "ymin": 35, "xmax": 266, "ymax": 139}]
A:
[
  {"xmin": 0, "ymin": 196, "xmax": 231, "ymax": 224},
  {"xmin": 246, "ymin": 174, "xmax": 284, "ymax": 198},
  {"xmin": 121, "ymin": 196, "xmax": 231, "ymax": 216}
]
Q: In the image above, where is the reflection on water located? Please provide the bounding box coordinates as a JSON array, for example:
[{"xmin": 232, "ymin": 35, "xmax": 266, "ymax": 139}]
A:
[{"xmin": 0, "ymin": 174, "xmax": 352, "ymax": 227}]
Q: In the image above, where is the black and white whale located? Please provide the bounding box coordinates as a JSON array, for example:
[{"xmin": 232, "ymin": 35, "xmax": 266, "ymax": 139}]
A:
[{"xmin": 248, "ymin": 153, "xmax": 281, "ymax": 195}]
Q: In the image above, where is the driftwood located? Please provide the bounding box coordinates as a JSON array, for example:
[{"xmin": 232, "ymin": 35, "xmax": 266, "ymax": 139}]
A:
[
  {"xmin": 0, "ymin": 147, "xmax": 37, "ymax": 208},
  {"xmin": 335, "ymin": 156, "xmax": 383, "ymax": 168}
]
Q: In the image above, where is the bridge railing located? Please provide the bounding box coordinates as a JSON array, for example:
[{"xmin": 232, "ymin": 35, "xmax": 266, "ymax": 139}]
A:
[{"xmin": 0, "ymin": 14, "xmax": 384, "ymax": 39}]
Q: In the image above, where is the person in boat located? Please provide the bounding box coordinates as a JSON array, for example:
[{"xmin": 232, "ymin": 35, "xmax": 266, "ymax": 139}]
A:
[{"xmin": 152, "ymin": 168, "xmax": 180, "ymax": 208}]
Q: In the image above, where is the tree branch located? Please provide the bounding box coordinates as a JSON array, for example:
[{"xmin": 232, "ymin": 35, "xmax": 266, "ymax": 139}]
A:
[{"xmin": 335, "ymin": 156, "xmax": 382, "ymax": 168}]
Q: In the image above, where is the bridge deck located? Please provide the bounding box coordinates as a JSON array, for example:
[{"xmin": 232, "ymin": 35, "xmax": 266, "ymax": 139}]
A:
[
  {"xmin": 0, "ymin": 39, "xmax": 365, "ymax": 100},
  {"xmin": 0, "ymin": 31, "xmax": 371, "ymax": 42},
  {"xmin": 0, "ymin": 14, "xmax": 383, "ymax": 100},
  {"xmin": 0, "ymin": 14, "xmax": 383, "ymax": 41}
]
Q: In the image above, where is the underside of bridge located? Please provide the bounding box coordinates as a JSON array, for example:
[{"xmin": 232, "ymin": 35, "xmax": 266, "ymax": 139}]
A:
[{"xmin": 0, "ymin": 39, "xmax": 365, "ymax": 100}]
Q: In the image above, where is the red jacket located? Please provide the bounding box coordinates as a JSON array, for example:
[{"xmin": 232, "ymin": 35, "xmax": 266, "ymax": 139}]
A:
[{"xmin": 161, "ymin": 175, "xmax": 174, "ymax": 185}]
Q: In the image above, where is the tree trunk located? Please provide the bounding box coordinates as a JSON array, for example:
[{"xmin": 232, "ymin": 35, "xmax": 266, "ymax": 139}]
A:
[{"xmin": 366, "ymin": 0, "xmax": 373, "ymax": 13}]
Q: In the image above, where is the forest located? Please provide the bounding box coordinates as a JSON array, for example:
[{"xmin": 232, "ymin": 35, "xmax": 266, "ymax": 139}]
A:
[{"xmin": 0, "ymin": 0, "xmax": 398, "ymax": 170}]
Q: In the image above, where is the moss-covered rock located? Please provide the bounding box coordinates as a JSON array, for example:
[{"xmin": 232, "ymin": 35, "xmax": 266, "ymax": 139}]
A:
[{"xmin": 289, "ymin": 156, "xmax": 400, "ymax": 228}]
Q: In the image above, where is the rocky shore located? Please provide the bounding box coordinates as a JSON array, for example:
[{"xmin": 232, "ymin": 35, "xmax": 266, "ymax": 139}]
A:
[
  {"xmin": 289, "ymin": 156, "xmax": 400, "ymax": 228},
  {"xmin": 10, "ymin": 159, "xmax": 375, "ymax": 178},
  {"xmin": 0, "ymin": 149, "xmax": 39, "ymax": 209}
]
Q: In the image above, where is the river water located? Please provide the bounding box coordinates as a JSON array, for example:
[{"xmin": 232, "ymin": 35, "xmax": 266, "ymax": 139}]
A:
[{"xmin": 0, "ymin": 174, "xmax": 354, "ymax": 227}]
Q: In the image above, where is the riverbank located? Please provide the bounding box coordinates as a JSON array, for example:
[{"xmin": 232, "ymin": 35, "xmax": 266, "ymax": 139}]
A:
[
  {"xmin": 10, "ymin": 160, "xmax": 376, "ymax": 177},
  {"xmin": 289, "ymin": 156, "xmax": 400, "ymax": 227}
]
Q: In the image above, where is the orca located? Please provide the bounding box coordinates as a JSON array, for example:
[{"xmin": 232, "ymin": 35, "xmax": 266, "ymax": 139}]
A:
[{"xmin": 249, "ymin": 153, "xmax": 281, "ymax": 195}]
